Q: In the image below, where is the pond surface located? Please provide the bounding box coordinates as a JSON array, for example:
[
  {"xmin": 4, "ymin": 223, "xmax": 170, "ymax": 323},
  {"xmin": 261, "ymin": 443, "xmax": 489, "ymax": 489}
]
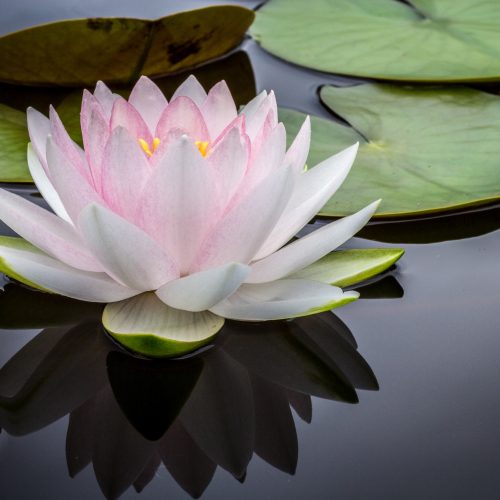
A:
[{"xmin": 1, "ymin": 1, "xmax": 500, "ymax": 499}]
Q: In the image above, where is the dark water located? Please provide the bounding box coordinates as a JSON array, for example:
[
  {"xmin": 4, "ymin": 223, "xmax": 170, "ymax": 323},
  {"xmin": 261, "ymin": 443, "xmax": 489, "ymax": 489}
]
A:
[{"xmin": 1, "ymin": 2, "xmax": 500, "ymax": 499}]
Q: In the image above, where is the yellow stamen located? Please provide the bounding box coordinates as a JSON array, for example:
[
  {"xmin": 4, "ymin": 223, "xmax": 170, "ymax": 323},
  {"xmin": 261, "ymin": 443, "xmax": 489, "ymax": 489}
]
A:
[
  {"xmin": 138, "ymin": 137, "xmax": 161, "ymax": 157},
  {"xmin": 195, "ymin": 140, "xmax": 210, "ymax": 157}
]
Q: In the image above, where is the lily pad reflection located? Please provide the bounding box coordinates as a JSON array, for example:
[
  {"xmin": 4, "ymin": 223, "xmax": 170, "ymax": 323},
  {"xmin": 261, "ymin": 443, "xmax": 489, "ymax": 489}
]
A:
[{"xmin": 0, "ymin": 282, "xmax": 381, "ymax": 498}]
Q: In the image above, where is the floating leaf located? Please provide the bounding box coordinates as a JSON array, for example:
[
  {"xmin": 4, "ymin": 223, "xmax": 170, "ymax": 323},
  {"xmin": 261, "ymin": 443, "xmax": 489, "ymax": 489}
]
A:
[
  {"xmin": 0, "ymin": 6, "xmax": 254, "ymax": 86},
  {"xmin": 252, "ymin": 0, "xmax": 500, "ymax": 82},
  {"xmin": 0, "ymin": 104, "xmax": 29, "ymax": 182},
  {"xmin": 292, "ymin": 248, "xmax": 404, "ymax": 287},
  {"xmin": 280, "ymin": 84, "xmax": 500, "ymax": 217}
]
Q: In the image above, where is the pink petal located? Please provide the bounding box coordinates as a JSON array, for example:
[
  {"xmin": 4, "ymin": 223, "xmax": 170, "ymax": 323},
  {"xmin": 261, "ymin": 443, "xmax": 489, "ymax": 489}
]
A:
[
  {"xmin": 155, "ymin": 96, "xmax": 209, "ymax": 142},
  {"xmin": 79, "ymin": 203, "xmax": 179, "ymax": 291},
  {"xmin": 110, "ymin": 97, "xmax": 152, "ymax": 144},
  {"xmin": 192, "ymin": 165, "xmax": 294, "ymax": 271},
  {"xmin": 171, "ymin": 75, "xmax": 207, "ymax": 106},
  {"xmin": 202, "ymin": 81, "xmax": 237, "ymax": 141},
  {"xmin": 46, "ymin": 137, "xmax": 105, "ymax": 224},
  {"xmin": 211, "ymin": 114, "xmax": 246, "ymax": 149},
  {"xmin": 136, "ymin": 135, "xmax": 218, "ymax": 274},
  {"xmin": 100, "ymin": 127, "xmax": 151, "ymax": 220},
  {"xmin": 49, "ymin": 106, "xmax": 90, "ymax": 183},
  {"xmin": 81, "ymin": 89, "xmax": 107, "ymax": 139},
  {"xmin": 93, "ymin": 81, "xmax": 118, "ymax": 119},
  {"xmin": 241, "ymin": 122, "xmax": 286, "ymax": 196},
  {"xmin": 243, "ymin": 91, "xmax": 278, "ymax": 142},
  {"xmin": 81, "ymin": 105, "xmax": 110, "ymax": 191},
  {"xmin": 0, "ymin": 188, "xmax": 102, "ymax": 272},
  {"xmin": 128, "ymin": 76, "xmax": 168, "ymax": 135},
  {"xmin": 208, "ymin": 126, "xmax": 249, "ymax": 210}
]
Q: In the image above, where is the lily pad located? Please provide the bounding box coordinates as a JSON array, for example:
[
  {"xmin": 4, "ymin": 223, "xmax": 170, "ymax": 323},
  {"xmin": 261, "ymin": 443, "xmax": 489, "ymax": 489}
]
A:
[
  {"xmin": 0, "ymin": 104, "xmax": 29, "ymax": 182},
  {"xmin": 0, "ymin": 6, "xmax": 254, "ymax": 86},
  {"xmin": 280, "ymin": 84, "xmax": 500, "ymax": 217},
  {"xmin": 252, "ymin": 0, "xmax": 500, "ymax": 82}
]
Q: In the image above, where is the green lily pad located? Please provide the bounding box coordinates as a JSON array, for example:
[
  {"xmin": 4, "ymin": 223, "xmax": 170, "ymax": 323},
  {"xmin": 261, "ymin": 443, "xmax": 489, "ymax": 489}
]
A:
[
  {"xmin": 292, "ymin": 248, "xmax": 404, "ymax": 287},
  {"xmin": 103, "ymin": 294, "xmax": 225, "ymax": 358},
  {"xmin": 252, "ymin": 0, "xmax": 500, "ymax": 82},
  {"xmin": 0, "ymin": 6, "xmax": 254, "ymax": 86},
  {"xmin": 0, "ymin": 105, "xmax": 29, "ymax": 182},
  {"xmin": 280, "ymin": 84, "xmax": 500, "ymax": 217}
]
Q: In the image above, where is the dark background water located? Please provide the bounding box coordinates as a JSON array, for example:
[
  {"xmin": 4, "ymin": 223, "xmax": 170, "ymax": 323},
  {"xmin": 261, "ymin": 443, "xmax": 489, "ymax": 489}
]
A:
[{"xmin": 1, "ymin": 1, "xmax": 500, "ymax": 499}]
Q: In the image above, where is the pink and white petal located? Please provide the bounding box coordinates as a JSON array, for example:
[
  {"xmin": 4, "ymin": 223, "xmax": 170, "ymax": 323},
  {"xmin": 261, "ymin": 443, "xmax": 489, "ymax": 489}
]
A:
[
  {"xmin": 46, "ymin": 137, "xmax": 105, "ymax": 224},
  {"xmin": 171, "ymin": 75, "xmax": 207, "ymax": 107},
  {"xmin": 0, "ymin": 188, "xmax": 102, "ymax": 272},
  {"xmin": 208, "ymin": 126, "xmax": 249, "ymax": 209},
  {"xmin": 128, "ymin": 76, "xmax": 168, "ymax": 134},
  {"xmin": 155, "ymin": 96, "xmax": 209, "ymax": 142},
  {"xmin": 100, "ymin": 127, "xmax": 151, "ymax": 219},
  {"xmin": 202, "ymin": 81, "xmax": 237, "ymax": 141},
  {"xmin": 192, "ymin": 165, "xmax": 294, "ymax": 272},
  {"xmin": 246, "ymin": 200, "xmax": 380, "ymax": 284},
  {"xmin": 243, "ymin": 122, "xmax": 286, "ymax": 193},
  {"xmin": 210, "ymin": 279, "xmax": 359, "ymax": 321},
  {"xmin": 110, "ymin": 97, "xmax": 152, "ymax": 144},
  {"xmin": 137, "ymin": 136, "xmax": 217, "ymax": 274},
  {"xmin": 211, "ymin": 114, "xmax": 246, "ymax": 149},
  {"xmin": 81, "ymin": 90, "xmax": 108, "ymax": 139},
  {"xmin": 49, "ymin": 106, "xmax": 89, "ymax": 181},
  {"xmin": 156, "ymin": 262, "xmax": 250, "ymax": 312},
  {"xmin": 82, "ymin": 106, "xmax": 110, "ymax": 190},
  {"xmin": 78, "ymin": 203, "xmax": 179, "ymax": 291},
  {"xmin": 254, "ymin": 143, "xmax": 359, "ymax": 259},
  {"xmin": 93, "ymin": 81, "xmax": 119, "ymax": 119},
  {"xmin": 27, "ymin": 107, "xmax": 50, "ymax": 167},
  {"xmin": 284, "ymin": 115, "xmax": 310, "ymax": 174},
  {"xmin": 27, "ymin": 144, "xmax": 71, "ymax": 223},
  {"xmin": 239, "ymin": 90, "xmax": 267, "ymax": 120},
  {"xmin": 0, "ymin": 243, "xmax": 138, "ymax": 302},
  {"xmin": 244, "ymin": 91, "xmax": 278, "ymax": 142}
]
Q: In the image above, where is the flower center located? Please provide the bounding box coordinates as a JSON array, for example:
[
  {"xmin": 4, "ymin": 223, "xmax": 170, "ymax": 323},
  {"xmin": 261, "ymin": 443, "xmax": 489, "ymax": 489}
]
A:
[
  {"xmin": 138, "ymin": 137, "xmax": 160, "ymax": 157},
  {"xmin": 195, "ymin": 141, "xmax": 209, "ymax": 157}
]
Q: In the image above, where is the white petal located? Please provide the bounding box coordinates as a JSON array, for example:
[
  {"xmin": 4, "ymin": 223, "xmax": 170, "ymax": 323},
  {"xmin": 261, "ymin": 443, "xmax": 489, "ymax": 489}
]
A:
[
  {"xmin": 284, "ymin": 115, "xmax": 310, "ymax": 174},
  {"xmin": 78, "ymin": 203, "xmax": 179, "ymax": 291},
  {"xmin": 103, "ymin": 293, "xmax": 225, "ymax": 357},
  {"xmin": 156, "ymin": 262, "xmax": 250, "ymax": 312},
  {"xmin": 254, "ymin": 143, "xmax": 358, "ymax": 259},
  {"xmin": 0, "ymin": 188, "xmax": 101, "ymax": 272},
  {"xmin": 210, "ymin": 279, "xmax": 359, "ymax": 321},
  {"xmin": 239, "ymin": 91, "xmax": 267, "ymax": 120},
  {"xmin": 128, "ymin": 76, "xmax": 168, "ymax": 134},
  {"xmin": 171, "ymin": 75, "xmax": 207, "ymax": 107},
  {"xmin": 192, "ymin": 165, "xmax": 294, "ymax": 271},
  {"xmin": 27, "ymin": 144, "xmax": 71, "ymax": 223},
  {"xmin": 0, "ymin": 240, "xmax": 137, "ymax": 302},
  {"xmin": 247, "ymin": 200, "xmax": 380, "ymax": 284},
  {"xmin": 26, "ymin": 107, "xmax": 50, "ymax": 167}
]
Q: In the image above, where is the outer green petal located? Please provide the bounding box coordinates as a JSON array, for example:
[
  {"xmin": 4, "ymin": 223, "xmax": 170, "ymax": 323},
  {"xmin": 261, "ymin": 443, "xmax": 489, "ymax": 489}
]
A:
[{"xmin": 103, "ymin": 293, "xmax": 225, "ymax": 358}]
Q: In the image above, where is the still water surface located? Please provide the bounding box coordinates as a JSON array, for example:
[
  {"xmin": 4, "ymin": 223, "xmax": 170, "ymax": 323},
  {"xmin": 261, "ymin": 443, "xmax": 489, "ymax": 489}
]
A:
[{"xmin": 1, "ymin": 1, "xmax": 500, "ymax": 499}]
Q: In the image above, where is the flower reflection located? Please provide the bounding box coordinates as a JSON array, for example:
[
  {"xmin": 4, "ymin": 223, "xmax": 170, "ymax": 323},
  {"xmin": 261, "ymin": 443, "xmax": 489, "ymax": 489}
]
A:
[{"xmin": 0, "ymin": 282, "xmax": 380, "ymax": 498}]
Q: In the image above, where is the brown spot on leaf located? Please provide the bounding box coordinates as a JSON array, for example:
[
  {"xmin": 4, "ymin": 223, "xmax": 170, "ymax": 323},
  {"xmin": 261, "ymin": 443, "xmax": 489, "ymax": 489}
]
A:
[
  {"xmin": 166, "ymin": 30, "xmax": 215, "ymax": 65},
  {"xmin": 86, "ymin": 19, "xmax": 114, "ymax": 32}
]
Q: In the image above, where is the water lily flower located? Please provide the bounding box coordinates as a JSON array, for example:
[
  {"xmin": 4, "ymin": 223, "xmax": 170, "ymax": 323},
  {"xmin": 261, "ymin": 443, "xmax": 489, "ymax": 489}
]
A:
[{"xmin": 0, "ymin": 75, "xmax": 379, "ymax": 356}]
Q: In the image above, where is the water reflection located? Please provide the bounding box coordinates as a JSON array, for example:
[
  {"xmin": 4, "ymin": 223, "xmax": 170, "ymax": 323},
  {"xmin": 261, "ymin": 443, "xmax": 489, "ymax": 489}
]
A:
[{"xmin": 0, "ymin": 282, "xmax": 379, "ymax": 499}]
